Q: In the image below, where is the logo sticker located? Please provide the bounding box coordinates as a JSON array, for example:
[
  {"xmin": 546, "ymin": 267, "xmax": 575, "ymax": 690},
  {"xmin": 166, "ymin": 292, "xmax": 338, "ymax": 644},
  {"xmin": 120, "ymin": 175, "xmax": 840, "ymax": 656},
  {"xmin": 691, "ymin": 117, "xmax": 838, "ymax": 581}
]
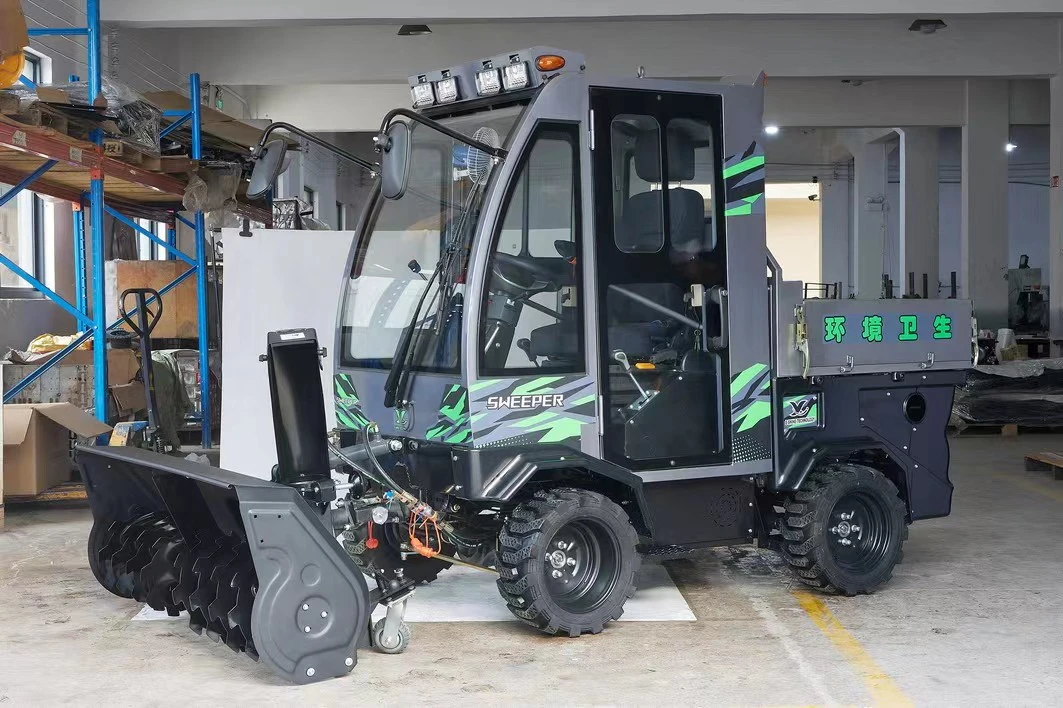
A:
[
  {"xmin": 783, "ymin": 393, "xmax": 821, "ymax": 431},
  {"xmin": 394, "ymin": 404, "xmax": 414, "ymax": 431},
  {"xmin": 486, "ymin": 393, "xmax": 565, "ymax": 411}
]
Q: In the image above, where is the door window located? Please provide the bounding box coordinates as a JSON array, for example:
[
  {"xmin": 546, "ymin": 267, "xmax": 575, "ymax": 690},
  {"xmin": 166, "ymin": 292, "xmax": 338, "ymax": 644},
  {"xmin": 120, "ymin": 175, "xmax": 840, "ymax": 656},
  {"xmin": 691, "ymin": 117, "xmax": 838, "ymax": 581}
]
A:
[
  {"xmin": 480, "ymin": 124, "xmax": 583, "ymax": 374},
  {"xmin": 593, "ymin": 91, "xmax": 728, "ymax": 468}
]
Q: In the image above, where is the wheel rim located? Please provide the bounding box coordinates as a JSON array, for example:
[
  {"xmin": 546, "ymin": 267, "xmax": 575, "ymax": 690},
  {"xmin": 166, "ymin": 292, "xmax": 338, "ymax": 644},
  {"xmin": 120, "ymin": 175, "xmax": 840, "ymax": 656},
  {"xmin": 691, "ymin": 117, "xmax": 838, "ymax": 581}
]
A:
[
  {"xmin": 827, "ymin": 491, "xmax": 893, "ymax": 573},
  {"xmin": 543, "ymin": 519, "xmax": 622, "ymax": 613}
]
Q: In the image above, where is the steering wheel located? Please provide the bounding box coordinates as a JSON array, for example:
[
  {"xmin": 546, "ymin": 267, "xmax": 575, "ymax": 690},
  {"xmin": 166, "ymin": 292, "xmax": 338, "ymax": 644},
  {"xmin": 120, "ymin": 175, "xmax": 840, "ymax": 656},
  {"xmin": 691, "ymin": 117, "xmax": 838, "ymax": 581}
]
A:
[{"xmin": 491, "ymin": 253, "xmax": 560, "ymax": 294}]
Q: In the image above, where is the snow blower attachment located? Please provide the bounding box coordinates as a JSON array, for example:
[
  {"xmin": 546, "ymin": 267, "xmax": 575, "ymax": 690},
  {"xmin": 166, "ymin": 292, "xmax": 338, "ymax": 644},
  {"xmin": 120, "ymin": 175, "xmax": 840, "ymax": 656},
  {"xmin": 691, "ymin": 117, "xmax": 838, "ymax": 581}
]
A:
[{"xmin": 79, "ymin": 329, "xmax": 374, "ymax": 684}]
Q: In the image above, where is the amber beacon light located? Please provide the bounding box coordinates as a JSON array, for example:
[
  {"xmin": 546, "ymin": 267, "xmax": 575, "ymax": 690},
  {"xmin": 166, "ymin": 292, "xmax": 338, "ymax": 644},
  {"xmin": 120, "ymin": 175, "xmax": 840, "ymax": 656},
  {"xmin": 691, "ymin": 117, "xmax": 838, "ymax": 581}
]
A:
[{"xmin": 535, "ymin": 55, "xmax": 566, "ymax": 72}]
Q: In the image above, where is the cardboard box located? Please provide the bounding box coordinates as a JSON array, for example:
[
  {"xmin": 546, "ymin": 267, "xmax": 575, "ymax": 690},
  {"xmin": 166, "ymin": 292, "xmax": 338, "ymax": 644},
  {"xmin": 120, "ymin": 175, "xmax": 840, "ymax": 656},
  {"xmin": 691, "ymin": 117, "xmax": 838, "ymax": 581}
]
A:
[
  {"xmin": 2, "ymin": 403, "xmax": 111, "ymax": 498},
  {"xmin": 109, "ymin": 382, "xmax": 147, "ymax": 420},
  {"xmin": 105, "ymin": 260, "xmax": 199, "ymax": 339},
  {"xmin": 0, "ymin": 0, "xmax": 28, "ymax": 64}
]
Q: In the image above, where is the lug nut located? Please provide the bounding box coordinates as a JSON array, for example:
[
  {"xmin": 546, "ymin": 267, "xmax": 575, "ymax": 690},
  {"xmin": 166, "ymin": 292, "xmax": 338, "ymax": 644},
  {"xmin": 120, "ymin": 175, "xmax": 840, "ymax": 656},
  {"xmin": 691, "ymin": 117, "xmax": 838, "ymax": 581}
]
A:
[
  {"xmin": 552, "ymin": 569, "xmax": 562, "ymax": 578},
  {"xmin": 557, "ymin": 541, "xmax": 566, "ymax": 550},
  {"xmin": 567, "ymin": 558, "xmax": 576, "ymax": 566},
  {"xmin": 304, "ymin": 625, "xmax": 311, "ymax": 633},
  {"xmin": 302, "ymin": 604, "xmax": 309, "ymax": 611},
  {"xmin": 321, "ymin": 611, "xmax": 328, "ymax": 618}
]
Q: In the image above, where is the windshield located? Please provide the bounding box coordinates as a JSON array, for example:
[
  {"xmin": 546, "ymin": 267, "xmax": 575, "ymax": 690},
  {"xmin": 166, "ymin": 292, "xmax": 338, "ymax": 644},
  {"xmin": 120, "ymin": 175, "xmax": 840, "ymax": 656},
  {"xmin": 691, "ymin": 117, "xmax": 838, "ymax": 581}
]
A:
[{"xmin": 339, "ymin": 104, "xmax": 524, "ymax": 371}]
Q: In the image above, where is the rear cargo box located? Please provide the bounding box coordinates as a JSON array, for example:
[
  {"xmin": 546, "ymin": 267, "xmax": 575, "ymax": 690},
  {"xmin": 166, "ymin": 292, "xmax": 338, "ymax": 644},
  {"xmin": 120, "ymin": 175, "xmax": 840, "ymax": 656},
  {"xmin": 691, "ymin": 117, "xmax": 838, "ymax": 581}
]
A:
[
  {"xmin": 800, "ymin": 299, "xmax": 973, "ymax": 376},
  {"xmin": 2, "ymin": 403, "xmax": 111, "ymax": 497}
]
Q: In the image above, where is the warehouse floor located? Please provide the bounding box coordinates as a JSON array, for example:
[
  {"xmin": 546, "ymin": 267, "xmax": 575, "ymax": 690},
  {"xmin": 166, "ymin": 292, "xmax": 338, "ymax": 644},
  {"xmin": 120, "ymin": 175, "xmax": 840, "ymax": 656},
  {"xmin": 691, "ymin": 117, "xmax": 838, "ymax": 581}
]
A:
[{"xmin": 2, "ymin": 435, "xmax": 1062, "ymax": 706}]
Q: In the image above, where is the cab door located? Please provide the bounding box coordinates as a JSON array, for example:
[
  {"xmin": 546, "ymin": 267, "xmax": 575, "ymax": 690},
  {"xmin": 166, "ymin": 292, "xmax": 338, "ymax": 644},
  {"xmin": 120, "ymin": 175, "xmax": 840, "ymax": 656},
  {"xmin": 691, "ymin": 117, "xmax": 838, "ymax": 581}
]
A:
[{"xmin": 590, "ymin": 88, "xmax": 731, "ymax": 470}]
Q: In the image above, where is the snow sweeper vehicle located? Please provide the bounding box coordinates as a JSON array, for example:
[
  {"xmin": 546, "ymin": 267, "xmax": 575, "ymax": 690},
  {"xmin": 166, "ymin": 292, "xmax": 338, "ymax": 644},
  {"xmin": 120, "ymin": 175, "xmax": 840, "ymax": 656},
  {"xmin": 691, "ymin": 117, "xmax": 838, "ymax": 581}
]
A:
[{"xmin": 77, "ymin": 47, "xmax": 972, "ymax": 684}]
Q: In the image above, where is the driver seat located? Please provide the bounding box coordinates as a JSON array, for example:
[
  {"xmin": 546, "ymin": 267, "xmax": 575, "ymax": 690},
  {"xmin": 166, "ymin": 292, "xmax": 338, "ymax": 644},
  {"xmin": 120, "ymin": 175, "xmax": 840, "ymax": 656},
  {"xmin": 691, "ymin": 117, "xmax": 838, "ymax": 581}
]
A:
[{"xmin": 609, "ymin": 130, "xmax": 704, "ymax": 360}]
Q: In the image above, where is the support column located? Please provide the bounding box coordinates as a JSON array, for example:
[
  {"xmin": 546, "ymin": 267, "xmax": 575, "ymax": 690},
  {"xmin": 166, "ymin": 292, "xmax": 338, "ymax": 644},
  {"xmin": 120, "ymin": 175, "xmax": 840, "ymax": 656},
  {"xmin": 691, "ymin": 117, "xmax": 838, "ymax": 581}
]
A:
[
  {"xmin": 1051, "ymin": 75, "xmax": 1063, "ymax": 353},
  {"xmin": 961, "ymin": 79, "xmax": 1009, "ymax": 330},
  {"xmin": 852, "ymin": 142, "xmax": 889, "ymax": 299},
  {"xmin": 898, "ymin": 128, "xmax": 940, "ymax": 297},
  {"xmin": 819, "ymin": 177, "xmax": 850, "ymax": 296}
]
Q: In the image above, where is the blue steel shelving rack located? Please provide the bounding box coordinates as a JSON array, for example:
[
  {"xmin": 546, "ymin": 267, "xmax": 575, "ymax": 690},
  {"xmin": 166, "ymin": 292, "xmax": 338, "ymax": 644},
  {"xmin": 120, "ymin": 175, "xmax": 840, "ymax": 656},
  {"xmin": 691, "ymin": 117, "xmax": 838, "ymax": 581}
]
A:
[{"xmin": 0, "ymin": 0, "xmax": 213, "ymax": 447}]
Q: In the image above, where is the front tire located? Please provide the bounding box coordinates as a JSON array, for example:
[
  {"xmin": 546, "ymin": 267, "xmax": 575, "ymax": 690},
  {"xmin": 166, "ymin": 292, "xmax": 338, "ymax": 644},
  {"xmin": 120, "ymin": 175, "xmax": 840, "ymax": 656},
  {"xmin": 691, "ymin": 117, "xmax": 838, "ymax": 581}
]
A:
[
  {"xmin": 780, "ymin": 463, "xmax": 907, "ymax": 595},
  {"xmin": 497, "ymin": 488, "xmax": 640, "ymax": 637}
]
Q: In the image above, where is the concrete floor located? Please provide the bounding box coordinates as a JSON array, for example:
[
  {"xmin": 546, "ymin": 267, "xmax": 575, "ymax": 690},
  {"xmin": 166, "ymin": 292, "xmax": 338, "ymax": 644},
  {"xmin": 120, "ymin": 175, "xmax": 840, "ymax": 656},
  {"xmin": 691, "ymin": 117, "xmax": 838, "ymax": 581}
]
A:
[{"xmin": 2, "ymin": 435, "xmax": 1062, "ymax": 706}]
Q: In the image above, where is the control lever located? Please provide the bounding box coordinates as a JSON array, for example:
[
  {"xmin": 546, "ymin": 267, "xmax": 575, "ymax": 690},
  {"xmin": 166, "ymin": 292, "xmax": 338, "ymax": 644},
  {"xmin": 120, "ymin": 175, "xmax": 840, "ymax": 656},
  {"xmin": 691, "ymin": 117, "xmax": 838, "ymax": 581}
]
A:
[
  {"xmin": 516, "ymin": 338, "xmax": 539, "ymax": 367},
  {"xmin": 613, "ymin": 350, "xmax": 652, "ymax": 409}
]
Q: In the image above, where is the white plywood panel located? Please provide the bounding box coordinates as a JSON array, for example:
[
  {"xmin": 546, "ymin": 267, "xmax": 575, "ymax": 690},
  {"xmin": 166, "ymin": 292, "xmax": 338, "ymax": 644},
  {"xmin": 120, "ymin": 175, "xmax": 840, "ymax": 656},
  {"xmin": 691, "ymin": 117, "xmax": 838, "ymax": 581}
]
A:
[
  {"xmin": 134, "ymin": 562, "xmax": 695, "ymax": 623},
  {"xmin": 219, "ymin": 228, "xmax": 354, "ymax": 478}
]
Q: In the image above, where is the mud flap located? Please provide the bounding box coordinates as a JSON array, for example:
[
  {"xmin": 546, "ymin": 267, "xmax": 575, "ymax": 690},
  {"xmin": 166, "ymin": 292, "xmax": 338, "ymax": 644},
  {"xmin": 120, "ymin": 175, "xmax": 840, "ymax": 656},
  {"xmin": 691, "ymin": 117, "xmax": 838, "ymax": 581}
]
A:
[{"xmin": 79, "ymin": 444, "xmax": 370, "ymax": 684}]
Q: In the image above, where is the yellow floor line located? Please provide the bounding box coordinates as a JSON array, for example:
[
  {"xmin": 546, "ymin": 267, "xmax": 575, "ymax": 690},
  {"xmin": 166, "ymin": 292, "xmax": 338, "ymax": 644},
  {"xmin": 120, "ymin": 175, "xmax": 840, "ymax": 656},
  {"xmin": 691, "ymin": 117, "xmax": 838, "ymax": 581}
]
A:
[
  {"xmin": 996, "ymin": 473, "xmax": 1063, "ymax": 504},
  {"xmin": 792, "ymin": 590, "xmax": 913, "ymax": 708}
]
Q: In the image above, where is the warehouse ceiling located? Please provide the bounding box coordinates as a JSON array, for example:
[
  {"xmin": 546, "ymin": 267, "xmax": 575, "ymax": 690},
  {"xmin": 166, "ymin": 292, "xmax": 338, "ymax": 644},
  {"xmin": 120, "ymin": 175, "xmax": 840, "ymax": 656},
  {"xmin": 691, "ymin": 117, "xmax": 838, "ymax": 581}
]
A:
[{"xmin": 100, "ymin": 0, "xmax": 1063, "ymax": 26}]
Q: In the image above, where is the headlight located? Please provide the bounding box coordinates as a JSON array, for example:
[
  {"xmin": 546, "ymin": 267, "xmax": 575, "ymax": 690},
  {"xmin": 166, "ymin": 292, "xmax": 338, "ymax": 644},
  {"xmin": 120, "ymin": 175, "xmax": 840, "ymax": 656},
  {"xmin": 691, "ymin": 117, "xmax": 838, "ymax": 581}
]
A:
[
  {"xmin": 502, "ymin": 62, "xmax": 529, "ymax": 91},
  {"xmin": 411, "ymin": 82, "xmax": 435, "ymax": 108},
  {"xmin": 475, "ymin": 68, "xmax": 501, "ymax": 96},
  {"xmin": 435, "ymin": 76, "xmax": 458, "ymax": 104}
]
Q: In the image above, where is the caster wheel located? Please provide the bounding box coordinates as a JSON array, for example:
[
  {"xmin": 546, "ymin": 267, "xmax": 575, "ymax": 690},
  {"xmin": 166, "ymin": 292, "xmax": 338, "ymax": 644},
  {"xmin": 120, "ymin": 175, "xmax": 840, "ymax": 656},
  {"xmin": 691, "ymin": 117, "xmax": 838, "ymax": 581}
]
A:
[{"xmin": 372, "ymin": 617, "xmax": 410, "ymax": 654}]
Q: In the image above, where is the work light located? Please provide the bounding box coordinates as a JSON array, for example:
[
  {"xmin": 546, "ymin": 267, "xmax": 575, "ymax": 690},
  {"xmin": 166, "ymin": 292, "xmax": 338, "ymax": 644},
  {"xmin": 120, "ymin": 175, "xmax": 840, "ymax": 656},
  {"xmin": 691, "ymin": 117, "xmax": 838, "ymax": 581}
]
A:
[
  {"xmin": 475, "ymin": 67, "xmax": 501, "ymax": 96},
  {"xmin": 411, "ymin": 81, "xmax": 435, "ymax": 108},
  {"xmin": 502, "ymin": 61, "xmax": 529, "ymax": 91},
  {"xmin": 435, "ymin": 76, "xmax": 458, "ymax": 104}
]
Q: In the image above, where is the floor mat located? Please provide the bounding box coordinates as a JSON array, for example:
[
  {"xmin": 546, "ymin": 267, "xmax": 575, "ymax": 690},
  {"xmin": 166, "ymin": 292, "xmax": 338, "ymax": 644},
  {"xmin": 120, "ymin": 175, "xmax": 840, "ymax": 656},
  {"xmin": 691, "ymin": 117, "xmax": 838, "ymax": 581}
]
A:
[{"xmin": 132, "ymin": 562, "xmax": 695, "ymax": 623}]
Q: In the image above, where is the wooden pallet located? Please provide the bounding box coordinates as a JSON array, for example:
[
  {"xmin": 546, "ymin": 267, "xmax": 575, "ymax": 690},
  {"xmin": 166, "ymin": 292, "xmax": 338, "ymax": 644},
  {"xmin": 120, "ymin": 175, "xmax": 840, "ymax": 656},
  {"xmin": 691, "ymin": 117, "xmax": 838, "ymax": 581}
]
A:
[
  {"xmin": 5, "ymin": 481, "xmax": 88, "ymax": 505},
  {"xmin": 1024, "ymin": 453, "xmax": 1063, "ymax": 480}
]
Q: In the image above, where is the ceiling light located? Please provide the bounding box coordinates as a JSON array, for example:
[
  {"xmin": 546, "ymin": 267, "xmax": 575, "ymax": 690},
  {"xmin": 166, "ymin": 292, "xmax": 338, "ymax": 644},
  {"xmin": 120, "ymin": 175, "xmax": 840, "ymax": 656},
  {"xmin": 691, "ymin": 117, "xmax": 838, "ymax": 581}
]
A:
[
  {"xmin": 1006, "ymin": 143, "xmax": 1018, "ymax": 153},
  {"xmin": 908, "ymin": 19, "xmax": 947, "ymax": 34},
  {"xmin": 397, "ymin": 24, "xmax": 432, "ymax": 36},
  {"xmin": 764, "ymin": 125, "xmax": 780, "ymax": 136}
]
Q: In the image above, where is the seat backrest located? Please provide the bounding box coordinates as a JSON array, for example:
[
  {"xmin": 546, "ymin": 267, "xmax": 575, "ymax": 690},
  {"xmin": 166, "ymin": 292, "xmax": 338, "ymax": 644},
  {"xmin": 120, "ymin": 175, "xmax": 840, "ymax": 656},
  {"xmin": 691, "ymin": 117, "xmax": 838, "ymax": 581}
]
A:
[{"xmin": 615, "ymin": 128, "xmax": 706, "ymax": 259}]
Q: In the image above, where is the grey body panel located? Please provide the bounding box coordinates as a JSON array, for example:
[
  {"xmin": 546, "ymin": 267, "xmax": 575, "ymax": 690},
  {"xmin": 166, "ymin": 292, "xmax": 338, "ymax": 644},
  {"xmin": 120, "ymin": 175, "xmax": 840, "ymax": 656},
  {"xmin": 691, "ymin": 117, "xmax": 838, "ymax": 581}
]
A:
[{"xmin": 801, "ymin": 298, "xmax": 973, "ymax": 376}]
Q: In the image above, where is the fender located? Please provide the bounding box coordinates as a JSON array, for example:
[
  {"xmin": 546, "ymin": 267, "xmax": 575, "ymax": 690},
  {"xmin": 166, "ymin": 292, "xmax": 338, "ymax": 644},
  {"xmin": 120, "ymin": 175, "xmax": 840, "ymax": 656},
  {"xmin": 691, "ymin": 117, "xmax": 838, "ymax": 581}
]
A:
[{"xmin": 452, "ymin": 445, "xmax": 655, "ymax": 535}]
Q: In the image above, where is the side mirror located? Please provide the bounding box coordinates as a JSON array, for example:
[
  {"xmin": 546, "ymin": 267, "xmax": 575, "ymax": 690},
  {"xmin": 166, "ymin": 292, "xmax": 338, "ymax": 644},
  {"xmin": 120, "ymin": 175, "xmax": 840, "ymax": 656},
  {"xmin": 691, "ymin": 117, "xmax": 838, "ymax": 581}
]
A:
[
  {"xmin": 379, "ymin": 121, "xmax": 411, "ymax": 200},
  {"xmin": 247, "ymin": 138, "xmax": 289, "ymax": 199}
]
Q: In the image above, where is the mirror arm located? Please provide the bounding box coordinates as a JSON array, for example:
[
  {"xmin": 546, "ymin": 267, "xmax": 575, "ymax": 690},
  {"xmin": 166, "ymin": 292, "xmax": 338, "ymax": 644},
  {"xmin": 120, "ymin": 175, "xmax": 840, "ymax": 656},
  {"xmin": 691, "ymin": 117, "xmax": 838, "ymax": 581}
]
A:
[
  {"xmin": 255, "ymin": 121, "xmax": 378, "ymax": 173},
  {"xmin": 379, "ymin": 108, "xmax": 509, "ymax": 158}
]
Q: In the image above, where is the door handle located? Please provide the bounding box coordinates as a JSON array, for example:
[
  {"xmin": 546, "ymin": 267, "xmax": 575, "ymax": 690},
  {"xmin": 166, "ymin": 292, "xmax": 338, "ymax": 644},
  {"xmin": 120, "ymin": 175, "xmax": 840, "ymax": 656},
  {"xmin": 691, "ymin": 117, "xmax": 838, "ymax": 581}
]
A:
[{"xmin": 708, "ymin": 286, "xmax": 728, "ymax": 351}]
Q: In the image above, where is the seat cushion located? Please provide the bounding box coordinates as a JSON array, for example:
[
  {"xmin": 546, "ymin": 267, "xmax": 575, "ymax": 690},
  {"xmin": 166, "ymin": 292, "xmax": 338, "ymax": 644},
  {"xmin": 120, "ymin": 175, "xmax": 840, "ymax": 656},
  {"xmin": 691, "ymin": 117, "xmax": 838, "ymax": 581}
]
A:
[
  {"xmin": 530, "ymin": 319, "xmax": 579, "ymax": 360},
  {"xmin": 608, "ymin": 321, "xmax": 669, "ymax": 360}
]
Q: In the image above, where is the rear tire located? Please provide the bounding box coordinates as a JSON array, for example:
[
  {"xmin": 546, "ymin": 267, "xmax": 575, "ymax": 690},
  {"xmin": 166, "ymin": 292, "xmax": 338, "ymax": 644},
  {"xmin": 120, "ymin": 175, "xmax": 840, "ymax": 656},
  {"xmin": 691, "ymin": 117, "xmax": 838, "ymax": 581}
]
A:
[
  {"xmin": 780, "ymin": 463, "xmax": 907, "ymax": 595},
  {"xmin": 497, "ymin": 488, "xmax": 639, "ymax": 637}
]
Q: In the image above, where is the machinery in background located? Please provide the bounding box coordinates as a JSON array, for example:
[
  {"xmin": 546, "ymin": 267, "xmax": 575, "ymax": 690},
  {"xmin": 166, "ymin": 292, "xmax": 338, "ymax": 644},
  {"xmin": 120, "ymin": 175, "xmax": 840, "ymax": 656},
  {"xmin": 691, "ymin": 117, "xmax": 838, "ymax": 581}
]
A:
[
  {"xmin": 76, "ymin": 47, "xmax": 973, "ymax": 685},
  {"xmin": 1007, "ymin": 254, "xmax": 1049, "ymax": 334}
]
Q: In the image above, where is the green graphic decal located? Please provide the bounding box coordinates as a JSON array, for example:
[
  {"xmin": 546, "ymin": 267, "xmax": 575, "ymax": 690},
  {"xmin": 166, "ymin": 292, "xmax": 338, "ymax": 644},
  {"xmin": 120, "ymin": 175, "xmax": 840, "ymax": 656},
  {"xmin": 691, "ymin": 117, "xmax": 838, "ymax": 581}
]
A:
[
  {"xmin": 861, "ymin": 315, "xmax": 883, "ymax": 343},
  {"xmin": 824, "ymin": 316, "xmax": 846, "ymax": 343},
  {"xmin": 425, "ymin": 384, "xmax": 472, "ymax": 444},
  {"xmin": 723, "ymin": 155, "xmax": 766, "ymax": 179},
  {"xmin": 898, "ymin": 315, "xmax": 919, "ymax": 341},
  {"xmin": 467, "ymin": 375, "xmax": 596, "ymax": 447},
  {"xmin": 334, "ymin": 373, "xmax": 370, "ymax": 430},
  {"xmin": 512, "ymin": 376, "xmax": 564, "ymax": 396},
  {"xmin": 731, "ymin": 363, "xmax": 772, "ymax": 433},
  {"xmin": 933, "ymin": 314, "xmax": 953, "ymax": 340},
  {"xmin": 783, "ymin": 393, "xmax": 822, "ymax": 431},
  {"xmin": 724, "ymin": 143, "xmax": 765, "ymax": 217}
]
